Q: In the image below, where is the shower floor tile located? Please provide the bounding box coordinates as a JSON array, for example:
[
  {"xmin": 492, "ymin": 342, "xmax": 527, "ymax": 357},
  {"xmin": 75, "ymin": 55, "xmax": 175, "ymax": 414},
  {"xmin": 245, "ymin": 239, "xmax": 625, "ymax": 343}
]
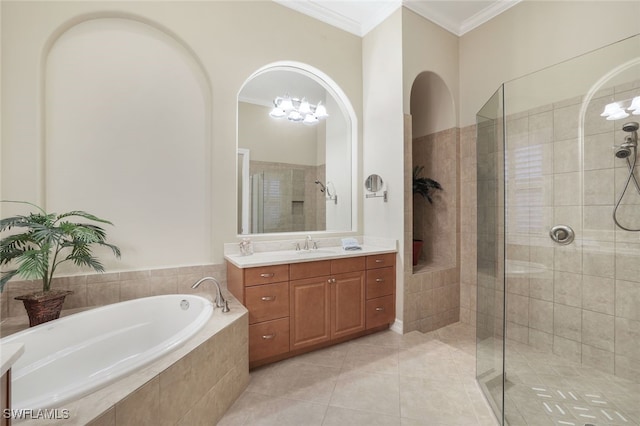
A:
[
  {"xmin": 502, "ymin": 339, "xmax": 640, "ymax": 426},
  {"xmin": 219, "ymin": 323, "xmax": 499, "ymax": 426}
]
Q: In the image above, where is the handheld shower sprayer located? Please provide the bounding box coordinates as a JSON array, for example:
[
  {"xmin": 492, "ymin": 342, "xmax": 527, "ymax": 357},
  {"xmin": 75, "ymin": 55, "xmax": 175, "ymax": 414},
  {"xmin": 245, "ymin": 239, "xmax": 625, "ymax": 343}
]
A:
[
  {"xmin": 613, "ymin": 121, "xmax": 640, "ymax": 231},
  {"xmin": 616, "ymin": 122, "xmax": 639, "ymax": 158}
]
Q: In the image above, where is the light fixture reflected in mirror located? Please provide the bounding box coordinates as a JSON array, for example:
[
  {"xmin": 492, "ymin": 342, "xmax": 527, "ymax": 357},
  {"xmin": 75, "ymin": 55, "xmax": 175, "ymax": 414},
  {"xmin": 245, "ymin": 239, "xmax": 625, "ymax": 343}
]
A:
[
  {"xmin": 269, "ymin": 95, "xmax": 328, "ymax": 124},
  {"xmin": 601, "ymin": 96, "xmax": 640, "ymax": 120}
]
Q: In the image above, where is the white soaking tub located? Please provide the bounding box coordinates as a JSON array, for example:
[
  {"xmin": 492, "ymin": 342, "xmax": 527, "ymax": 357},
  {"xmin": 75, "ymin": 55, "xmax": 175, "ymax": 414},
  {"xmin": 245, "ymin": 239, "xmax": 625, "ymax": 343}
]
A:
[{"xmin": 0, "ymin": 294, "xmax": 213, "ymax": 410}]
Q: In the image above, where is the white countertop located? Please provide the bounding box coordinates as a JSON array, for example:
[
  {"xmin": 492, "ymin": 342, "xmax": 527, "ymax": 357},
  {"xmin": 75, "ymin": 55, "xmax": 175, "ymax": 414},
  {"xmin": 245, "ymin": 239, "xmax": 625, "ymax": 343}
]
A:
[
  {"xmin": 1, "ymin": 343, "xmax": 25, "ymax": 376},
  {"xmin": 225, "ymin": 244, "xmax": 396, "ymax": 268}
]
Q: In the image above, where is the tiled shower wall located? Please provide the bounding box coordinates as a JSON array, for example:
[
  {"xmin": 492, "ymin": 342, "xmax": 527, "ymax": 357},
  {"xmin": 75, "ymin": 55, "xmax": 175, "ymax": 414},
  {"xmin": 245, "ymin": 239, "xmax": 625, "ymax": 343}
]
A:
[
  {"xmin": 459, "ymin": 124, "xmax": 479, "ymax": 326},
  {"xmin": 468, "ymin": 80, "xmax": 640, "ymax": 381},
  {"xmin": 403, "ymin": 116, "xmax": 461, "ymax": 333},
  {"xmin": 412, "ymin": 128, "xmax": 459, "ymax": 269},
  {"xmin": 249, "ymin": 160, "xmax": 325, "ymax": 233}
]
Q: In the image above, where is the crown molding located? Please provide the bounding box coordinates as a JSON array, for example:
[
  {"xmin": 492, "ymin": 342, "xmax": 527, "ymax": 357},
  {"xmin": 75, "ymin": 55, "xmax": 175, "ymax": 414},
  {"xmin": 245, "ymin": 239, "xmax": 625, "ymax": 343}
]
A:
[
  {"xmin": 274, "ymin": 0, "xmax": 401, "ymax": 37},
  {"xmin": 273, "ymin": 0, "xmax": 521, "ymax": 38},
  {"xmin": 361, "ymin": 1, "xmax": 402, "ymax": 36},
  {"xmin": 403, "ymin": 1, "xmax": 459, "ymax": 35},
  {"xmin": 274, "ymin": 0, "xmax": 362, "ymax": 36},
  {"xmin": 459, "ymin": 0, "xmax": 521, "ymax": 35}
]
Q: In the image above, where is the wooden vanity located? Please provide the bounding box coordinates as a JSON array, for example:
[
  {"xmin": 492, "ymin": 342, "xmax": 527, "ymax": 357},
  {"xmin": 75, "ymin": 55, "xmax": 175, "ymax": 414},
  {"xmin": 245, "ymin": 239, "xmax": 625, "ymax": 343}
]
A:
[{"xmin": 226, "ymin": 251, "xmax": 396, "ymax": 368}]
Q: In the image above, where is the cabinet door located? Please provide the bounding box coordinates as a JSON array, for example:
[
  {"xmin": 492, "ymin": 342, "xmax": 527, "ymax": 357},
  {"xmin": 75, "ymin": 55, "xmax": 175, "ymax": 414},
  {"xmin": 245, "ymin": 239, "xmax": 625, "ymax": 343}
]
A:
[
  {"xmin": 331, "ymin": 271, "xmax": 365, "ymax": 339},
  {"xmin": 290, "ymin": 276, "xmax": 331, "ymax": 350}
]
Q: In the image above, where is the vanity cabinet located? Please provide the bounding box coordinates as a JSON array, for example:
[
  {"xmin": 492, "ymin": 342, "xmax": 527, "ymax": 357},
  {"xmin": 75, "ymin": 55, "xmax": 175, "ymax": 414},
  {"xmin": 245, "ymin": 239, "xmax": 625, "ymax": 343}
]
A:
[
  {"xmin": 227, "ymin": 264, "xmax": 291, "ymax": 366},
  {"xmin": 289, "ymin": 257, "xmax": 366, "ymax": 351},
  {"xmin": 365, "ymin": 253, "xmax": 396, "ymax": 328},
  {"xmin": 227, "ymin": 252, "xmax": 395, "ymax": 368}
]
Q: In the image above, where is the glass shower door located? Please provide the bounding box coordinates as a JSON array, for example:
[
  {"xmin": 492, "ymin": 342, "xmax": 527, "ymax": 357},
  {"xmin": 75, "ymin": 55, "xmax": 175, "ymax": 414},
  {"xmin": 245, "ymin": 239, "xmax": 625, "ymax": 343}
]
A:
[
  {"xmin": 503, "ymin": 34, "xmax": 640, "ymax": 426},
  {"xmin": 476, "ymin": 85, "xmax": 506, "ymax": 426},
  {"xmin": 477, "ymin": 34, "xmax": 640, "ymax": 426}
]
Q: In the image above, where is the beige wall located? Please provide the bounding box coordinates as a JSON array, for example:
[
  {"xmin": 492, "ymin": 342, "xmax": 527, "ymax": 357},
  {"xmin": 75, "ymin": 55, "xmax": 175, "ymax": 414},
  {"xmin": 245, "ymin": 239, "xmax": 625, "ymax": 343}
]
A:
[
  {"xmin": 1, "ymin": 1, "xmax": 363, "ymax": 273},
  {"xmin": 459, "ymin": 0, "xmax": 640, "ymax": 127},
  {"xmin": 402, "ymin": 8, "xmax": 459, "ymax": 131},
  {"xmin": 362, "ymin": 9, "xmax": 405, "ymax": 324}
]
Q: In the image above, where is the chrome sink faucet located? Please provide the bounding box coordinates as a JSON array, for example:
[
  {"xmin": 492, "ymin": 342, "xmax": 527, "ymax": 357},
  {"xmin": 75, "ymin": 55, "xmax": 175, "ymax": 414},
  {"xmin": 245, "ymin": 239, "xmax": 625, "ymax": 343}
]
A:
[
  {"xmin": 192, "ymin": 277, "xmax": 230, "ymax": 312},
  {"xmin": 304, "ymin": 235, "xmax": 318, "ymax": 250}
]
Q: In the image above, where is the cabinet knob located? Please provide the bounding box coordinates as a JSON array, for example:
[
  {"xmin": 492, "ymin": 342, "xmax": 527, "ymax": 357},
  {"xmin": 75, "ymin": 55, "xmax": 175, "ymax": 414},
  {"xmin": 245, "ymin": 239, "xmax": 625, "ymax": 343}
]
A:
[
  {"xmin": 375, "ymin": 278, "xmax": 384, "ymax": 283},
  {"xmin": 261, "ymin": 296, "xmax": 276, "ymax": 301},
  {"xmin": 328, "ymin": 278, "xmax": 336, "ymax": 284},
  {"xmin": 262, "ymin": 334, "xmax": 276, "ymax": 340},
  {"xmin": 375, "ymin": 307, "xmax": 385, "ymax": 312},
  {"xmin": 375, "ymin": 259, "xmax": 383, "ymax": 263},
  {"xmin": 260, "ymin": 273, "xmax": 275, "ymax": 278}
]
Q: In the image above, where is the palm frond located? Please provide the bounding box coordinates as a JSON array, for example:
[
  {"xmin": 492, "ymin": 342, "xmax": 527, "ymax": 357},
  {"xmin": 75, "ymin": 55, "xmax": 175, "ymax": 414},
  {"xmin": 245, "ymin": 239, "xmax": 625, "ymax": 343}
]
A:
[
  {"xmin": 412, "ymin": 166, "xmax": 443, "ymax": 204},
  {"xmin": 0, "ymin": 201, "xmax": 121, "ymax": 292},
  {"xmin": 56, "ymin": 211, "xmax": 113, "ymax": 225},
  {"xmin": 0, "ymin": 270, "xmax": 20, "ymax": 292}
]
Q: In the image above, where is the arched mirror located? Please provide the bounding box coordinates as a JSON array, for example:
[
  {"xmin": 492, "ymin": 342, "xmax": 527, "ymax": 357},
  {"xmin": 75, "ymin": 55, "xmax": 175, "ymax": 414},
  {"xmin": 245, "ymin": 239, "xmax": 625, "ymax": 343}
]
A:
[{"xmin": 237, "ymin": 64, "xmax": 354, "ymax": 235}]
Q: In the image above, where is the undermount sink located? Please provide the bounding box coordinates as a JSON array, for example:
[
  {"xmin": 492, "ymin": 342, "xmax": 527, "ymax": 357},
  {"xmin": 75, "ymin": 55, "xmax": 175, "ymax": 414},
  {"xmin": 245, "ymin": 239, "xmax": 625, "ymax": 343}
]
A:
[{"xmin": 295, "ymin": 249, "xmax": 339, "ymax": 256}]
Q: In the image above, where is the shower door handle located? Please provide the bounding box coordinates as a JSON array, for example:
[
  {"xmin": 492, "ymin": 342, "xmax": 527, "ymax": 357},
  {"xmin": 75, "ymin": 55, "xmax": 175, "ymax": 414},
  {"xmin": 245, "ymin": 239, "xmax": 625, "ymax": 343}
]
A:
[{"xmin": 549, "ymin": 225, "xmax": 575, "ymax": 245}]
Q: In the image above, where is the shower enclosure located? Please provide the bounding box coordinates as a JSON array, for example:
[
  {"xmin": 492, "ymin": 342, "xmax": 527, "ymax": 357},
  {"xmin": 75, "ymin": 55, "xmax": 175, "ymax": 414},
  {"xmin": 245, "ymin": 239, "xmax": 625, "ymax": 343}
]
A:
[{"xmin": 476, "ymin": 34, "xmax": 640, "ymax": 426}]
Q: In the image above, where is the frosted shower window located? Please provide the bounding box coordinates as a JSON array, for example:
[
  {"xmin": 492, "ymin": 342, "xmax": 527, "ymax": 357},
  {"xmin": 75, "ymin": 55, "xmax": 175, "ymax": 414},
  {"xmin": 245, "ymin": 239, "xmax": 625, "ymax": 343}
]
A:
[{"xmin": 46, "ymin": 18, "xmax": 211, "ymax": 269}]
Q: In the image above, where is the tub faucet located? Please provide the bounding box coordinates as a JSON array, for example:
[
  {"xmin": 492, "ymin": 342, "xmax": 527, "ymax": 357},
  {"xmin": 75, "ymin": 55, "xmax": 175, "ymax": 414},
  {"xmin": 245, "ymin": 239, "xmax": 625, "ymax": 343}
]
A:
[{"xmin": 192, "ymin": 277, "xmax": 230, "ymax": 313}]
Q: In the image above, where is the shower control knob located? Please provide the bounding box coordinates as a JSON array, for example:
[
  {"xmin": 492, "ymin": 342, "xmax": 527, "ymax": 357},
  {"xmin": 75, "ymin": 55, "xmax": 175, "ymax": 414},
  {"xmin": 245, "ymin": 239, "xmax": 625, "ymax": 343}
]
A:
[{"xmin": 549, "ymin": 225, "xmax": 575, "ymax": 245}]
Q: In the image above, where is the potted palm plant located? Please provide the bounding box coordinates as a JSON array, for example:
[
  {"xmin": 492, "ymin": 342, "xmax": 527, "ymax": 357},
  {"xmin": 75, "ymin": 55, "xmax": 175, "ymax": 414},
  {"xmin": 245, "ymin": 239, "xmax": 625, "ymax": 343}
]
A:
[
  {"xmin": 412, "ymin": 166, "xmax": 442, "ymax": 266},
  {"xmin": 1, "ymin": 201, "xmax": 121, "ymax": 326}
]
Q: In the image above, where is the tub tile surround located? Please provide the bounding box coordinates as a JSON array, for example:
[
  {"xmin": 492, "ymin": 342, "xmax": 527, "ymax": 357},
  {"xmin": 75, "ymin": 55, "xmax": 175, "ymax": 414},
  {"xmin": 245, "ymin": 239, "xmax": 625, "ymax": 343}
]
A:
[
  {"xmin": 0, "ymin": 264, "xmax": 227, "ymax": 335},
  {"xmin": 15, "ymin": 297, "xmax": 249, "ymax": 426}
]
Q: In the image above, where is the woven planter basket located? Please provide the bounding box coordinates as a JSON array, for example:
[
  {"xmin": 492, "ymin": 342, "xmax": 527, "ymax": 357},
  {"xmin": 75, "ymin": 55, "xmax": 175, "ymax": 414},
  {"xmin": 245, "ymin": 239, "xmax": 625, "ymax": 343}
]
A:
[{"xmin": 15, "ymin": 290, "xmax": 74, "ymax": 327}]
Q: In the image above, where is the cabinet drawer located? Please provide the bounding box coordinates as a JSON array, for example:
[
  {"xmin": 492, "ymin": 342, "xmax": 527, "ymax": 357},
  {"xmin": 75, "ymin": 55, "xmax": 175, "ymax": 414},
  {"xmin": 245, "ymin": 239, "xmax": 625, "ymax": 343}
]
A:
[
  {"xmin": 244, "ymin": 264, "xmax": 289, "ymax": 286},
  {"xmin": 366, "ymin": 295, "xmax": 395, "ymax": 329},
  {"xmin": 290, "ymin": 260, "xmax": 331, "ymax": 280},
  {"xmin": 366, "ymin": 267, "xmax": 395, "ymax": 299},
  {"xmin": 366, "ymin": 253, "xmax": 395, "ymax": 269},
  {"xmin": 245, "ymin": 282, "xmax": 289, "ymax": 324},
  {"xmin": 331, "ymin": 257, "xmax": 365, "ymax": 274},
  {"xmin": 249, "ymin": 317, "xmax": 290, "ymax": 362}
]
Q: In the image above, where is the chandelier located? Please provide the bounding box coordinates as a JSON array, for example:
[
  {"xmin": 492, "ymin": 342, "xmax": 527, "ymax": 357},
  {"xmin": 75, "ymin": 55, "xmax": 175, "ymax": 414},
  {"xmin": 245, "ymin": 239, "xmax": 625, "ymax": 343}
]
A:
[
  {"xmin": 601, "ymin": 96, "xmax": 640, "ymax": 120},
  {"xmin": 269, "ymin": 95, "xmax": 328, "ymax": 124}
]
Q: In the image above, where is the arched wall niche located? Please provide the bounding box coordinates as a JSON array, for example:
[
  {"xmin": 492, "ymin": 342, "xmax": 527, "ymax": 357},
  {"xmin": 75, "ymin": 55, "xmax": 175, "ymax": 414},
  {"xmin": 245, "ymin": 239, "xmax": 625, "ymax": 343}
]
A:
[
  {"xmin": 409, "ymin": 71, "xmax": 457, "ymax": 272},
  {"xmin": 44, "ymin": 16, "xmax": 213, "ymax": 271},
  {"xmin": 410, "ymin": 71, "xmax": 456, "ymax": 138}
]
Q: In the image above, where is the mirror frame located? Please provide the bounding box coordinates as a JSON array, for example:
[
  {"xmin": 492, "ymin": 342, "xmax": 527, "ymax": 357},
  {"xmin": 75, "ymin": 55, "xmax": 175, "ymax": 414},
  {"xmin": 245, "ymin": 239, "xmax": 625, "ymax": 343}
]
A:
[{"xmin": 236, "ymin": 61, "xmax": 358, "ymax": 237}]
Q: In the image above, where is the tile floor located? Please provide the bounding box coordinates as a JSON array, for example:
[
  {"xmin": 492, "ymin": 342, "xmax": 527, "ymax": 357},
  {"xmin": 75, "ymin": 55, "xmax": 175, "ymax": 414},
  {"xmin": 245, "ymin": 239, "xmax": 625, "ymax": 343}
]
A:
[{"xmin": 219, "ymin": 322, "xmax": 499, "ymax": 426}]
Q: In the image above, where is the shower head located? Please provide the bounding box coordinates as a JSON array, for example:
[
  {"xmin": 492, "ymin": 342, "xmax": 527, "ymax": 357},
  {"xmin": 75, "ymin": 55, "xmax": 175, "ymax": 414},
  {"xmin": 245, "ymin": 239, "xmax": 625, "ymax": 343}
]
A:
[
  {"xmin": 615, "ymin": 144, "xmax": 633, "ymax": 159},
  {"xmin": 622, "ymin": 122, "xmax": 639, "ymax": 133},
  {"xmin": 615, "ymin": 123, "xmax": 639, "ymax": 159},
  {"xmin": 314, "ymin": 180, "xmax": 326, "ymax": 193}
]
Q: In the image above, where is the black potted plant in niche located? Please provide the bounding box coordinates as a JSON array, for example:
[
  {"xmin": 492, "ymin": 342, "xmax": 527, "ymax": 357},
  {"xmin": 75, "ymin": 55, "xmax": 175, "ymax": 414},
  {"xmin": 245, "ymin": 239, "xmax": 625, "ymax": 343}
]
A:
[
  {"xmin": 0, "ymin": 201, "xmax": 121, "ymax": 326},
  {"xmin": 412, "ymin": 166, "xmax": 442, "ymax": 266}
]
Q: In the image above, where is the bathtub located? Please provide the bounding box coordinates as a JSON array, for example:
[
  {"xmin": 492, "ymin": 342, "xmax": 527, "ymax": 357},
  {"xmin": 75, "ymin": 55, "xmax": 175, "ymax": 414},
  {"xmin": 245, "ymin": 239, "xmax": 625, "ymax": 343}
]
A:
[{"xmin": 1, "ymin": 294, "xmax": 213, "ymax": 411}]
